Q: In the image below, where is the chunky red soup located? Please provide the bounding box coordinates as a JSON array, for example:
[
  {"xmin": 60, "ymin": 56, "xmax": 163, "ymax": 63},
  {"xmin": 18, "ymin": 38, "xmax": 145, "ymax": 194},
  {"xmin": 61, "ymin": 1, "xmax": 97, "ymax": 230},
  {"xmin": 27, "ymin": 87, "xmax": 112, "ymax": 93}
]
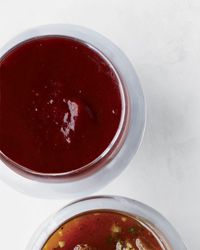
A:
[
  {"xmin": 43, "ymin": 211, "xmax": 167, "ymax": 250},
  {"xmin": 0, "ymin": 36, "xmax": 122, "ymax": 174}
]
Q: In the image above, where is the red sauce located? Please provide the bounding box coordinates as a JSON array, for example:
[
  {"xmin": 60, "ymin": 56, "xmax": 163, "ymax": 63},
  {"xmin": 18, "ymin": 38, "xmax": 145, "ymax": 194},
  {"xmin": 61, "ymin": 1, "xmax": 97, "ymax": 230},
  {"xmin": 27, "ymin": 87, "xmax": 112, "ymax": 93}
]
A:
[
  {"xmin": 0, "ymin": 36, "xmax": 122, "ymax": 174},
  {"xmin": 43, "ymin": 211, "xmax": 166, "ymax": 250}
]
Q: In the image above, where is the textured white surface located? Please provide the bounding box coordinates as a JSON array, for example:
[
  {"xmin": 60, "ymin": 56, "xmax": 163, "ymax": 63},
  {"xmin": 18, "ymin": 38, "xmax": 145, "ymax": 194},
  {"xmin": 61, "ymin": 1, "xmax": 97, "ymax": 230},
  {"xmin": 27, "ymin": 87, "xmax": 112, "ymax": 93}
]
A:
[{"xmin": 0, "ymin": 0, "xmax": 200, "ymax": 249}]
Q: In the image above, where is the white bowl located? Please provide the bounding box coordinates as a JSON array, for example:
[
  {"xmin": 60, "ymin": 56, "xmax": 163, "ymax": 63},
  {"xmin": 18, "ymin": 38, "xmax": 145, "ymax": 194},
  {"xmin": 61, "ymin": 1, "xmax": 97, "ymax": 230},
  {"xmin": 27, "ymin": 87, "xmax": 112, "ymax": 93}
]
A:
[
  {"xmin": 0, "ymin": 24, "xmax": 145, "ymax": 198},
  {"xmin": 26, "ymin": 195, "xmax": 187, "ymax": 250}
]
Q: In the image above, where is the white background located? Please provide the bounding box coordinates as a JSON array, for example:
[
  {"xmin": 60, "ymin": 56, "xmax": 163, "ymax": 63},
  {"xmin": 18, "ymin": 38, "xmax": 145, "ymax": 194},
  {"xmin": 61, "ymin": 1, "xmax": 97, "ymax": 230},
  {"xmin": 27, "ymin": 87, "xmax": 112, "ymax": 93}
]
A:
[{"xmin": 0, "ymin": 0, "xmax": 200, "ymax": 249}]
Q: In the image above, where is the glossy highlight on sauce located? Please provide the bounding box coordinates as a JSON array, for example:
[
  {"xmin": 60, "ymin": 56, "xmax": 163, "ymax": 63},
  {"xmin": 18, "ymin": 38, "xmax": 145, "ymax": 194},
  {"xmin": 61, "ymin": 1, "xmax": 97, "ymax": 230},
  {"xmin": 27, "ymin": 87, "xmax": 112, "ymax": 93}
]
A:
[
  {"xmin": 0, "ymin": 36, "xmax": 122, "ymax": 174},
  {"xmin": 42, "ymin": 211, "xmax": 167, "ymax": 250}
]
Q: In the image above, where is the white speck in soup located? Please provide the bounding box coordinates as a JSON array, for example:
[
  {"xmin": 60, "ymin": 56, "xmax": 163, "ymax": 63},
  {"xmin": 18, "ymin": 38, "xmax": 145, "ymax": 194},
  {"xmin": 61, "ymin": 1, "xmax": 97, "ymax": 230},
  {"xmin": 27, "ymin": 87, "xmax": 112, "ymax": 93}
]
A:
[
  {"xmin": 66, "ymin": 138, "xmax": 71, "ymax": 143},
  {"xmin": 63, "ymin": 113, "xmax": 69, "ymax": 123},
  {"xmin": 58, "ymin": 241, "xmax": 65, "ymax": 248},
  {"xmin": 121, "ymin": 217, "xmax": 127, "ymax": 222}
]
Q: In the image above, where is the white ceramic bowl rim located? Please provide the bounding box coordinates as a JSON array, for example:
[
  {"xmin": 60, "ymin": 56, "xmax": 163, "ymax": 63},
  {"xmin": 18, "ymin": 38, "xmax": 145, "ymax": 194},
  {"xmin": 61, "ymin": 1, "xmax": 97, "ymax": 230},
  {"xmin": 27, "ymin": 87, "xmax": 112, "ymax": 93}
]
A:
[
  {"xmin": 26, "ymin": 195, "xmax": 187, "ymax": 250},
  {"xmin": 0, "ymin": 24, "xmax": 146, "ymax": 198}
]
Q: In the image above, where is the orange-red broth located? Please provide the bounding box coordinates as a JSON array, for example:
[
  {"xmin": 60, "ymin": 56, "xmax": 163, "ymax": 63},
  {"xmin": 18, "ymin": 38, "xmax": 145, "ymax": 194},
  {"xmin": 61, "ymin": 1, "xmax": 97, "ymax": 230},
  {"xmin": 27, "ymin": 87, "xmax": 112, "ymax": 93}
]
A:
[{"xmin": 43, "ymin": 211, "xmax": 167, "ymax": 250}]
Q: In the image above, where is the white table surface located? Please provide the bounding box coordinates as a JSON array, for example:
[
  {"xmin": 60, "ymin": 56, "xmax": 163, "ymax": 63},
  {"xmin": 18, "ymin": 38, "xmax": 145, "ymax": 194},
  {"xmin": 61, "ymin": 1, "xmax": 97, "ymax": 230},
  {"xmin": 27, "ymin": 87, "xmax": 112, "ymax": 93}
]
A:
[{"xmin": 0, "ymin": 0, "xmax": 200, "ymax": 249}]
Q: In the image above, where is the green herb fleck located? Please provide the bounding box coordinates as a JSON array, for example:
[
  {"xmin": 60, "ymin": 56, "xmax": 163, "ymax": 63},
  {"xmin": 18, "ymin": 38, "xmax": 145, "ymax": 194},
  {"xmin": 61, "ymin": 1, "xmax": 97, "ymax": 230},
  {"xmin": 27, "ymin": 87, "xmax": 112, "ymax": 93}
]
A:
[{"xmin": 128, "ymin": 227, "xmax": 136, "ymax": 233}]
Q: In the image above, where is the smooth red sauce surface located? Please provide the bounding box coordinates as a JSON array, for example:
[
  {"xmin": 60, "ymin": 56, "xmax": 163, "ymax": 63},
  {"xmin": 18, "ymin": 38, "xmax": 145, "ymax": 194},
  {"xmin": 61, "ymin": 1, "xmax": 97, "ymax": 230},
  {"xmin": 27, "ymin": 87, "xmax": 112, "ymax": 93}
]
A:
[
  {"xmin": 43, "ymin": 211, "xmax": 166, "ymax": 250},
  {"xmin": 0, "ymin": 36, "xmax": 122, "ymax": 173}
]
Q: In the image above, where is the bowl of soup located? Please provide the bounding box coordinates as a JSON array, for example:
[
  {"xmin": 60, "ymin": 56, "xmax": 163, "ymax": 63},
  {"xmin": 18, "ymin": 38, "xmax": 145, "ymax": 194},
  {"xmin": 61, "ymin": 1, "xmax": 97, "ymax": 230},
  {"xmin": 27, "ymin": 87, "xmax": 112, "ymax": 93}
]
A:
[
  {"xmin": 27, "ymin": 196, "xmax": 186, "ymax": 250},
  {"xmin": 0, "ymin": 24, "xmax": 145, "ymax": 198}
]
